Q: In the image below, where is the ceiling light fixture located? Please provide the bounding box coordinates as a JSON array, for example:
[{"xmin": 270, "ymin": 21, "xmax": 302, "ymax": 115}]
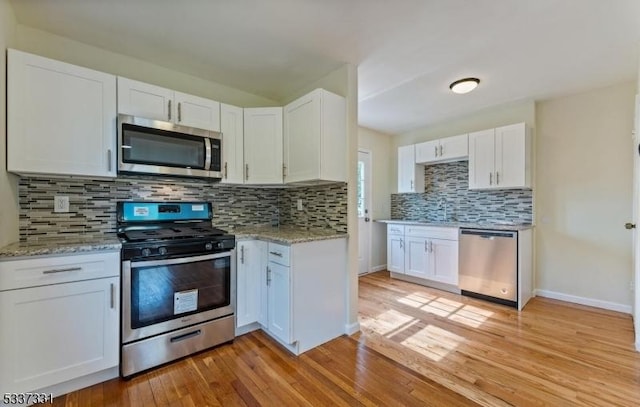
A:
[{"xmin": 449, "ymin": 77, "xmax": 480, "ymax": 94}]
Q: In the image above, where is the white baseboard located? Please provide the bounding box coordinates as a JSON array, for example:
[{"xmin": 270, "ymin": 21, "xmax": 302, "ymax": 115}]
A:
[
  {"xmin": 535, "ymin": 289, "xmax": 632, "ymax": 314},
  {"xmin": 371, "ymin": 264, "xmax": 386, "ymax": 272},
  {"xmin": 235, "ymin": 322, "xmax": 261, "ymax": 337},
  {"xmin": 345, "ymin": 321, "xmax": 360, "ymax": 335}
]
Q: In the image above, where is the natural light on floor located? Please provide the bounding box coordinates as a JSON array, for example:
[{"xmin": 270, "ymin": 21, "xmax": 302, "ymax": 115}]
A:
[{"xmin": 360, "ymin": 292, "xmax": 495, "ymax": 362}]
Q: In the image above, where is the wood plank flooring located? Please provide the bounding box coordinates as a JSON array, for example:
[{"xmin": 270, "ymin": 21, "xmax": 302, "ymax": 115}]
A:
[{"xmin": 50, "ymin": 271, "xmax": 640, "ymax": 406}]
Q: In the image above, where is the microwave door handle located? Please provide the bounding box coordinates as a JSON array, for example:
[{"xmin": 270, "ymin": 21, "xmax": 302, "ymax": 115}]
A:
[{"xmin": 204, "ymin": 138, "xmax": 212, "ymax": 170}]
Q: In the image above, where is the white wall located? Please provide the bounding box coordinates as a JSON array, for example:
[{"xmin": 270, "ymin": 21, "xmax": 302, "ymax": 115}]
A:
[
  {"xmin": 358, "ymin": 126, "xmax": 393, "ymax": 270},
  {"xmin": 0, "ymin": 0, "xmax": 19, "ymax": 247},
  {"xmin": 14, "ymin": 25, "xmax": 279, "ymax": 107},
  {"xmin": 391, "ymin": 100, "xmax": 536, "ymax": 192},
  {"xmin": 536, "ymin": 81, "xmax": 635, "ymax": 311}
]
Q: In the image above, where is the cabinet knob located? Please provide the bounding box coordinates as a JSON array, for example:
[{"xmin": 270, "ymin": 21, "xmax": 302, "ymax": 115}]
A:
[{"xmin": 625, "ymin": 222, "xmax": 636, "ymax": 230}]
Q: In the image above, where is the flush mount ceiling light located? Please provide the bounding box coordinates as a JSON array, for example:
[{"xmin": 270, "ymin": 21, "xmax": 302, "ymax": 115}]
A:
[{"xmin": 449, "ymin": 77, "xmax": 480, "ymax": 94}]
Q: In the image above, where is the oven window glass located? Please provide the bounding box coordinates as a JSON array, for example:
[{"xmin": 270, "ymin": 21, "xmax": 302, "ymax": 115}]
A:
[
  {"xmin": 130, "ymin": 256, "xmax": 231, "ymax": 329},
  {"xmin": 122, "ymin": 123, "xmax": 206, "ymax": 169}
]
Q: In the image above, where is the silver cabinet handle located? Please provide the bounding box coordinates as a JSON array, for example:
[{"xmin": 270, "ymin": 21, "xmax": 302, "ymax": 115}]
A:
[
  {"xmin": 168, "ymin": 100, "xmax": 172, "ymax": 121},
  {"xmin": 434, "ymin": 146, "xmax": 438, "ymax": 157},
  {"xmin": 399, "ymin": 238, "xmax": 404, "ymax": 249},
  {"xmin": 489, "ymin": 172, "xmax": 493, "ymax": 185},
  {"xmin": 107, "ymin": 149, "xmax": 112, "ymax": 172},
  {"xmin": 42, "ymin": 267, "xmax": 82, "ymax": 275},
  {"xmin": 439, "ymin": 145, "xmax": 443, "ymax": 156},
  {"xmin": 282, "ymin": 163, "xmax": 287, "ymax": 178},
  {"xmin": 245, "ymin": 164, "xmax": 249, "ymax": 181},
  {"xmin": 266, "ymin": 266, "xmax": 271, "ymax": 286},
  {"xmin": 224, "ymin": 162, "xmax": 228, "ymax": 179},
  {"xmin": 240, "ymin": 245, "xmax": 245, "ymax": 264},
  {"xmin": 424, "ymin": 240, "xmax": 428, "ymax": 252},
  {"xmin": 410, "ymin": 180, "xmax": 414, "ymax": 190},
  {"xmin": 496, "ymin": 172, "xmax": 500, "ymax": 185},
  {"xmin": 178, "ymin": 102, "xmax": 182, "ymax": 122},
  {"xmin": 110, "ymin": 283, "xmax": 115, "ymax": 309},
  {"xmin": 269, "ymin": 251, "xmax": 283, "ymax": 257},
  {"xmin": 429, "ymin": 241, "xmax": 433, "ymax": 253}
]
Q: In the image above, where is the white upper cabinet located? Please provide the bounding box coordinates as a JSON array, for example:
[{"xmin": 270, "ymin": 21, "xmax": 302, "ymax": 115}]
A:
[
  {"xmin": 415, "ymin": 134, "xmax": 468, "ymax": 164},
  {"xmin": 244, "ymin": 107, "xmax": 284, "ymax": 185},
  {"xmin": 283, "ymin": 89, "xmax": 346, "ymax": 184},
  {"xmin": 7, "ymin": 49, "xmax": 117, "ymax": 178},
  {"xmin": 468, "ymin": 122, "xmax": 531, "ymax": 190},
  {"xmin": 220, "ymin": 103, "xmax": 245, "ymax": 184},
  {"xmin": 117, "ymin": 77, "xmax": 220, "ymax": 131},
  {"xmin": 398, "ymin": 145, "xmax": 425, "ymax": 193}
]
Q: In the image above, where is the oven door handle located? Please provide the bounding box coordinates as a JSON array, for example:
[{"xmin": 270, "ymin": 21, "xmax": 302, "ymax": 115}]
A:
[{"xmin": 128, "ymin": 251, "xmax": 232, "ymax": 268}]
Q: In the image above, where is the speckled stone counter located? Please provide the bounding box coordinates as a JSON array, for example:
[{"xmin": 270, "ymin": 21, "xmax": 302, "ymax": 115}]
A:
[
  {"xmin": 0, "ymin": 234, "xmax": 122, "ymax": 259},
  {"xmin": 376, "ymin": 220, "xmax": 534, "ymax": 231},
  {"xmin": 232, "ymin": 226, "xmax": 348, "ymax": 245}
]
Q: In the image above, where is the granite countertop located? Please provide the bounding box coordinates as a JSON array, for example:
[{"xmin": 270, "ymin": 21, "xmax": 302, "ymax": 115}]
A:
[
  {"xmin": 0, "ymin": 234, "xmax": 122, "ymax": 259},
  {"xmin": 232, "ymin": 226, "xmax": 348, "ymax": 244},
  {"xmin": 376, "ymin": 219, "xmax": 534, "ymax": 231}
]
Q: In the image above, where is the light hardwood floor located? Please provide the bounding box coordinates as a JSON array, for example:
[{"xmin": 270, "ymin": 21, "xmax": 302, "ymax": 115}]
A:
[{"xmin": 51, "ymin": 271, "xmax": 639, "ymax": 406}]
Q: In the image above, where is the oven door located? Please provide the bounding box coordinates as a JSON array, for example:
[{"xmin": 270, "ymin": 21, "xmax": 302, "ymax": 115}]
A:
[{"xmin": 122, "ymin": 251, "xmax": 235, "ymax": 344}]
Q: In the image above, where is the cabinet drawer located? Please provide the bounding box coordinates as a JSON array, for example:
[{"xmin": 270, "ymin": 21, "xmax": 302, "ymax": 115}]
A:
[
  {"xmin": 387, "ymin": 224, "xmax": 405, "ymax": 236},
  {"xmin": 0, "ymin": 251, "xmax": 120, "ymax": 291},
  {"xmin": 405, "ymin": 226, "xmax": 458, "ymax": 241},
  {"xmin": 268, "ymin": 243, "xmax": 290, "ymax": 266}
]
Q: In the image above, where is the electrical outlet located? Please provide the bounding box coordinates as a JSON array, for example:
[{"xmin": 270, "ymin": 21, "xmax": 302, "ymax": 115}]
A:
[
  {"xmin": 54, "ymin": 196, "xmax": 70, "ymax": 213},
  {"xmin": 297, "ymin": 199, "xmax": 303, "ymax": 211}
]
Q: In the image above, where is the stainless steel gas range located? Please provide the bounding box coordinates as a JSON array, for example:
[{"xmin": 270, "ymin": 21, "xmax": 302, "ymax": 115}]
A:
[{"xmin": 117, "ymin": 201, "xmax": 235, "ymax": 377}]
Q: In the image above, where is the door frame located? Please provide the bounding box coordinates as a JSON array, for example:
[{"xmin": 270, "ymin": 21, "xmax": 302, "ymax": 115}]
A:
[
  {"xmin": 633, "ymin": 94, "xmax": 640, "ymax": 351},
  {"xmin": 358, "ymin": 148, "xmax": 373, "ymax": 275}
]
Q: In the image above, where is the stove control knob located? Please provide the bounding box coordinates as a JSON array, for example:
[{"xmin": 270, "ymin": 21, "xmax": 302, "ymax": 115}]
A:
[
  {"xmin": 205, "ymin": 242, "xmax": 213, "ymax": 250},
  {"xmin": 158, "ymin": 247, "xmax": 168, "ymax": 256},
  {"xmin": 141, "ymin": 248, "xmax": 151, "ymax": 257}
]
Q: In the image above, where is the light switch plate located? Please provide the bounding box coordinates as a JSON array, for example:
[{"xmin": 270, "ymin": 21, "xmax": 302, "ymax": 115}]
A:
[
  {"xmin": 297, "ymin": 199, "xmax": 303, "ymax": 211},
  {"xmin": 54, "ymin": 196, "xmax": 70, "ymax": 213}
]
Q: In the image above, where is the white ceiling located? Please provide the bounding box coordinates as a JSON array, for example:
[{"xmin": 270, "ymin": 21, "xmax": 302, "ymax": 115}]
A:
[{"xmin": 10, "ymin": 0, "xmax": 640, "ymax": 135}]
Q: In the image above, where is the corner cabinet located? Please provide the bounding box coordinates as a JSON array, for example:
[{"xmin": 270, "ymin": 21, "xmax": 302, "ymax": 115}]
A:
[
  {"xmin": 398, "ymin": 145, "xmax": 425, "ymax": 193},
  {"xmin": 468, "ymin": 123, "xmax": 531, "ymax": 190},
  {"xmin": 117, "ymin": 77, "xmax": 220, "ymax": 131},
  {"xmin": 0, "ymin": 251, "xmax": 120, "ymax": 395},
  {"xmin": 244, "ymin": 107, "xmax": 284, "ymax": 185},
  {"xmin": 7, "ymin": 49, "xmax": 117, "ymax": 178},
  {"xmin": 236, "ymin": 240, "xmax": 267, "ymax": 328},
  {"xmin": 220, "ymin": 103, "xmax": 245, "ymax": 184},
  {"xmin": 283, "ymin": 89, "xmax": 346, "ymax": 184}
]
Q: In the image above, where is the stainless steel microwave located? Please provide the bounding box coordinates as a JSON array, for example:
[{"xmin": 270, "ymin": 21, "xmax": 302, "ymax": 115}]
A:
[{"xmin": 117, "ymin": 114, "xmax": 222, "ymax": 180}]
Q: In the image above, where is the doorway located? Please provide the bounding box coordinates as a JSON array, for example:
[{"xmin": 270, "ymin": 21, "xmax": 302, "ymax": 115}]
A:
[{"xmin": 358, "ymin": 149, "xmax": 372, "ymax": 275}]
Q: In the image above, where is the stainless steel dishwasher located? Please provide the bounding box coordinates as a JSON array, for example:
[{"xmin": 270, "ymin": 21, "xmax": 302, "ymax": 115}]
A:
[{"xmin": 459, "ymin": 229, "xmax": 517, "ymax": 307}]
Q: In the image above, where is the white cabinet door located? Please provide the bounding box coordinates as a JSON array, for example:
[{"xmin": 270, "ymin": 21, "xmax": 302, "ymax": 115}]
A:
[
  {"xmin": 398, "ymin": 145, "xmax": 424, "ymax": 193},
  {"xmin": 267, "ymin": 262, "xmax": 291, "ymax": 344},
  {"xmin": 8, "ymin": 49, "xmax": 117, "ymax": 178},
  {"xmin": 174, "ymin": 91, "xmax": 220, "ymax": 131},
  {"xmin": 405, "ymin": 237, "xmax": 429, "ymax": 279},
  {"xmin": 220, "ymin": 103, "xmax": 245, "ymax": 184},
  {"xmin": 0, "ymin": 277, "xmax": 119, "ymax": 394},
  {"xmin": 468, "ymin": 128, "xmax": 496, "ymax": 189},
  {"xmin": 430, "ymin": 238, "xmax": 459, "ymax": 285},
  {"xmin": 244, "ymin": 107, "xmax": 284, "ymax": 184},
  {"xmin": 415, "ymin": 139, "xmax": 439, "ymax": 163},
  {"xmin": 117, "ymin": 77, "xmax": 173, "ymax": 121},
  {"xmin": 387, "ymin": 234, "xmax": 405, "ymax": 273},
  {"xmin": 495, "ymin": 123, "xmax": 530, "ymax": 189},
  {"xmin": 236, "ymin": 240, "xmax": 267, "ymax": 328},
  {"xmin": 283, "ymin": 89, "xmax": 346, "ymax": 184},
  {"xmin": 440, "ymin": 134, "xmax": 468, "ymax": 162}
]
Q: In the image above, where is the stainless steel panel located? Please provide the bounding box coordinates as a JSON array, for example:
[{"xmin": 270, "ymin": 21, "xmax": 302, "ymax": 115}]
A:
[
  {"xmin": 459, "ymin": 229, "xmax": 517, "ymax": 302},
  {"xmin": 121, "ymin": 315, "xmax": 235, "ymax": 377},
  {"xmin": 122, "ymin": 251, "xmax": 235, "ymax": 343}
]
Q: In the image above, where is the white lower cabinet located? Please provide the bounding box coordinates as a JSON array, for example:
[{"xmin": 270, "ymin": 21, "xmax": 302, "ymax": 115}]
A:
[
  {"xmin": 235, "ymin": 238, "xmax": 347, "ymax": 355},
  {"xmin": 387, "ymin": 224, "xmax": 459, "ymax": 290},
  {"xmin": 0, "ymin": 251, "xmax": 120, "ymax": 395},
  {"xmin": 236, "ymin": 240, "xmax": 267, "ymax": 328}
]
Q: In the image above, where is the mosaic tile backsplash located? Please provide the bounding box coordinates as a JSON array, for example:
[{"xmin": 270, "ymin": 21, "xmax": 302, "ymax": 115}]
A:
[
  {"xmin": 18, "ymin": 177, "xmax": 347, "ymax": 241},
  {"xmin": 391, "ymin": 161, "xmax": 532, "ymax": 224}
]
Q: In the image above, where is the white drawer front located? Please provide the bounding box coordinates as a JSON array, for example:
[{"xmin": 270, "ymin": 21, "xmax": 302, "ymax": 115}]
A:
[
  {"xmin": 0, "ymin": 251, "xmax": 120, "ymax": 291},
  {"xmin": 405, "ymin": 226, "xmax": 458, "ymax": 240},
  {"xmin": 267, "ymin": 242, "xmax": 290, "ymax": 266},
  {"xmin": 387, "ymin": 224, "xmax": 405, "ymax": 236}
]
